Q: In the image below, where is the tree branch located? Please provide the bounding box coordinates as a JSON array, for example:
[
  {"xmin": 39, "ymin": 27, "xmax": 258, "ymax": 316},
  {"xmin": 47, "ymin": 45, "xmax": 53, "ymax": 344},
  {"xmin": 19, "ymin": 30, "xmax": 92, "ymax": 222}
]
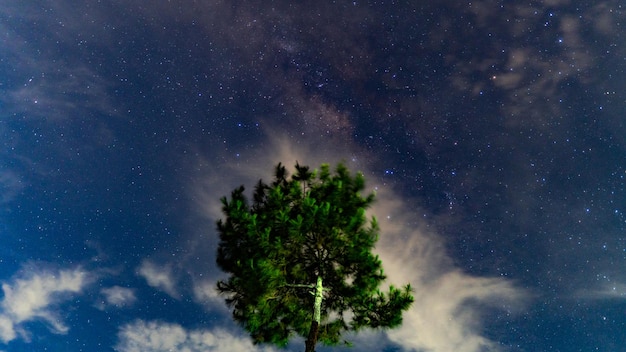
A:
[{"xmin": 283, "ymin": 283, "xmax": 315, "ymax": 289}]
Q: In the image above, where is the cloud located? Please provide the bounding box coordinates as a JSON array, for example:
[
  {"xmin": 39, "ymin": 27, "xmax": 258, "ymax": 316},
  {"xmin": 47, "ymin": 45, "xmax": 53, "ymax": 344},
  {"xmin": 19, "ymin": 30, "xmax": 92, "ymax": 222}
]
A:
[
  {"xmin": 0, "ymin": 170, "xmax": 23, "ymax": 205},
  {"xmin": 388, "ymin": 272, "xmax": 524, "ymax": 351},
  {"xmin": 115, "ymin": 320, "xmax": 277, "ymax": 352},
  {"xmin": 366, "ymin": 183, "xmax": 527, "ymax": 352},
  {"xmin": 192, "ymin": 280, "xmax": 224, "ymax": 310},
  {"xmin": 137, "ymin": 260, "xmax": 178, "ymax": 298},
  {"xmin": 0, "ymin": 265, "xmax": 90, "ymax": 343},
  {"xmin": 0, "ymin": 2, "xmax": 118, "ymax": 123},
  {"xmin": 577, "ymin": 282, "xmax": 626, "ymax": 300},
  {"xmin": 99, "ymin": 286, "xmax": 137, "ymax": 308}
]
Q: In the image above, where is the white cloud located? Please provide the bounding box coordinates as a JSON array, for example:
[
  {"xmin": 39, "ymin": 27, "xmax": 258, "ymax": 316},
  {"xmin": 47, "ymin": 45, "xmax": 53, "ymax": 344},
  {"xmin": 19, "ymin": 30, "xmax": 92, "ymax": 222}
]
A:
[
  {"xmin": 387, "ymin": 271, "xmax": 523, "ymax": 351},
  {"xmin": 137, "ymin": 260, "xmax": 178, "ymax": 298},
  {"xmin": 115, "ymin": 320, "xmax": 277, "ymax": 352},
  {"xmin": 0, "ymin": 316, "xmax": 15, "ymax": 344},
  {"xmin": 192, "ymin": 280, "xmax": 224, "ymax": 310},
  {"xmin": 372, "ymin": 191, "xmax": 527, "ymax": 352},
  {"xmin": 0, "ymin": 265, "xmax": 90, "ymax": 343},
  {"xmin": 100, "ymin": 286, "xmax": 137, "ymax": 308}
]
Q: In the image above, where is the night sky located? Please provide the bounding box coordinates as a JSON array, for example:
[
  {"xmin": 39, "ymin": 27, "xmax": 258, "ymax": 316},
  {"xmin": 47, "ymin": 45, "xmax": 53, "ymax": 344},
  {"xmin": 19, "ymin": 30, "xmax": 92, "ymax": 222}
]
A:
[{"xmin": 1, "ymin": 1, "xmax": 625, "ymax": 351}]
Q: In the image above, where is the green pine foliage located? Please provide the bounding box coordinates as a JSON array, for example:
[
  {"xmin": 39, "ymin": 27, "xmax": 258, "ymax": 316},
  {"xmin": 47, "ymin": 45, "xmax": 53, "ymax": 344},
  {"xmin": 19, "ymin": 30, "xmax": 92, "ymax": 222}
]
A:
[{"xmin": 216, "ymin": 162, "xmax": 414, "ymax": 349}]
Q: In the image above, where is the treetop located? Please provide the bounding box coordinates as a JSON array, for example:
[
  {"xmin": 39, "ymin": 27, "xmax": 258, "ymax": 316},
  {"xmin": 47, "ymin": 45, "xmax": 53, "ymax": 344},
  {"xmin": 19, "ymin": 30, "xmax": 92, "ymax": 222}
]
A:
[{"xmin": 215, "ymin": 161, "xmax": 413, "ymax": 349}]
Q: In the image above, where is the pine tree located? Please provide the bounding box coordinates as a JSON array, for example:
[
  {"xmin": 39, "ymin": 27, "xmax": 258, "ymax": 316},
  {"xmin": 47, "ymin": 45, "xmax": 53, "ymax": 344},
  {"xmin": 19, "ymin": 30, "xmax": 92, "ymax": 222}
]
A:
[{"xmin": 216, "ymin": 162, "xmax": 413, "ymax": 352}]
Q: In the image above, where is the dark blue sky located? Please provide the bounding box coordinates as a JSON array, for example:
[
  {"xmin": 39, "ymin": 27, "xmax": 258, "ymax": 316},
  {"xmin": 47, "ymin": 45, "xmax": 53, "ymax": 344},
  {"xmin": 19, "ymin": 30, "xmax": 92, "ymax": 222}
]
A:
[{"xmin": 1, "ymin": 1, "xmax": 625, "ymax": 351}]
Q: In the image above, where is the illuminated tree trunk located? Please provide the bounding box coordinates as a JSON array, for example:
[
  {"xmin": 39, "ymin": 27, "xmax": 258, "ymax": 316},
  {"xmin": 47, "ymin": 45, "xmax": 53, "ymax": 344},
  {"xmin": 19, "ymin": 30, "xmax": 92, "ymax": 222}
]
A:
[{"xmin": 305, "ymin": 276, "xmax": 323, "ymax": 352}]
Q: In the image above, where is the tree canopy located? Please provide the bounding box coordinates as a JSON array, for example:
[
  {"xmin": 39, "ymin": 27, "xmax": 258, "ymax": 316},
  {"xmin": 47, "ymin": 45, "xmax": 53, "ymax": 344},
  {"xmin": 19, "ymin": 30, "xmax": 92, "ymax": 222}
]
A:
[{"xmin": 216, "ymin": 162, "xmax": 413, "ymax": 351}]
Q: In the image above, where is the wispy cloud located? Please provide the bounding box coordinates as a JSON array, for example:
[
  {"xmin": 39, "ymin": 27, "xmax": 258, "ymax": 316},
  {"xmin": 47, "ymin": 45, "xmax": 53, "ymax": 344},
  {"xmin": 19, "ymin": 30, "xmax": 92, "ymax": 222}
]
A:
[
  {"xmin": 137, "ymin": 260, "xmax": 178, "ymax": 298},
  {"xmin": 0, "ymin": 2, "xmax": 118, "ymax": 123},
  {"xmin": 364, "ymin": 179, "xmax": 528, "ymax": 352},
  {"xmin": 116, "ymin": 320, "xmax": 277, "ymax": 352},
  {"xmin": 192, "ymin": 279, "xmax": 224, "ymax": 310},
  {"xmin": 0, "ymin": 170, "xmax": 23, "ymax": 205},
  {"xmin": 98, "ymin": 286, "xmax": 137, "ymax": 309},
  {"xmin": 0, "ymin": 265, "xmax": 90, "ymax": 343},
  {"xmin": 577, "ymin": 282, "xmax": 626, "ymax": 300}
]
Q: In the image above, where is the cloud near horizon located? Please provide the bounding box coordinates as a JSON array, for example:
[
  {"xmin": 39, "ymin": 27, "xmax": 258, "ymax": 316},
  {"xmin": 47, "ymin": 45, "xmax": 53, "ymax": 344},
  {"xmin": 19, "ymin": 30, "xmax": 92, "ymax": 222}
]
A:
[{"xmin": 115, "ymin": 320, "xmax": 277, "ymax": 352}]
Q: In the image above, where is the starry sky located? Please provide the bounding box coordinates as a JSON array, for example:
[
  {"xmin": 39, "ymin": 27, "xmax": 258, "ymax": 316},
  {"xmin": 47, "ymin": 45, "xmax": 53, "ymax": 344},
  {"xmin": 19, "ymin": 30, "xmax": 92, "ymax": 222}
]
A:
[{"xmin": 1, "ymin": 1, "xmax": 625, "ymax": 351}]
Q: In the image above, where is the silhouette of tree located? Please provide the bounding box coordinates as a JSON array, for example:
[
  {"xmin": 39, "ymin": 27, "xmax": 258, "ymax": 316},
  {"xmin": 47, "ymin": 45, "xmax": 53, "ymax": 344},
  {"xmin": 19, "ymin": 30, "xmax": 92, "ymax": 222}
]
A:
[{"xmin": 216, "ymin": 162, "xmax": 413, "ymax": 352}]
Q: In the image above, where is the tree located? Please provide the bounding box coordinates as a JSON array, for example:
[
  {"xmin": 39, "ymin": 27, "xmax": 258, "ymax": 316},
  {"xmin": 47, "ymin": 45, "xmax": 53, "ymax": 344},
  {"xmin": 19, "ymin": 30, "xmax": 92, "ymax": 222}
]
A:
[{"xmin": 216, "ymin": 162, "xmax": 413, "ymax": 352}]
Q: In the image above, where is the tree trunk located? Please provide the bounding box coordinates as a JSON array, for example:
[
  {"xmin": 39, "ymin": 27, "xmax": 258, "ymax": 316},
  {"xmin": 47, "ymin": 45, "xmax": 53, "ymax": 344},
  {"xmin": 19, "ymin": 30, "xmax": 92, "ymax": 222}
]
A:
[
  {"xmin": 304, "ymin": 276, "xmax": 323, "ymax": 352},
  {"xmin": 304, "ymin": 320, "xmax": 319, "ymax": 352}
]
